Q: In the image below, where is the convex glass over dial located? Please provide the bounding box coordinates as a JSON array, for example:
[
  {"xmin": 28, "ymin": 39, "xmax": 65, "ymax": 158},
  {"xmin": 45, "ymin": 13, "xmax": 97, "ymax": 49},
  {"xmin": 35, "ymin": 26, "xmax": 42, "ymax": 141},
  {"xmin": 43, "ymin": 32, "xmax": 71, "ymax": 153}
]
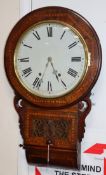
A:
[{"xmin": 14, "ymin": 21, "xmax": 88, "ymax": 98}]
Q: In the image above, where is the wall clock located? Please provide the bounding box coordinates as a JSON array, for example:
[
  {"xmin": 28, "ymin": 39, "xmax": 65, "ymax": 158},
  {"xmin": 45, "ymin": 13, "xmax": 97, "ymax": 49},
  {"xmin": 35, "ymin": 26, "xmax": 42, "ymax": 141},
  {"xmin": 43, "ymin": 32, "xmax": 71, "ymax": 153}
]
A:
[{"xmin": 4, "ymin": 6, "xmax": 102, "ymax": 169}]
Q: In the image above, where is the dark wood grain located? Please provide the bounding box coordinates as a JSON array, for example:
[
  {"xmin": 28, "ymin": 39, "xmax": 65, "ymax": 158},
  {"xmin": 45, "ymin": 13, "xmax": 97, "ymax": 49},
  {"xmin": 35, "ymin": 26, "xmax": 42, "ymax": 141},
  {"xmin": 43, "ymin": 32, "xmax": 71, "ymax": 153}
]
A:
[
  {"xmin": 4, "ymin": 6, "xmax": 102, "ymax": 108},
  {"xmin": 4, "ymin": 6, "xmax": 102, "ymax": 169},
  {"xmin": 14, "ymin": 93, "xmax": 91, "ymax": 169}
]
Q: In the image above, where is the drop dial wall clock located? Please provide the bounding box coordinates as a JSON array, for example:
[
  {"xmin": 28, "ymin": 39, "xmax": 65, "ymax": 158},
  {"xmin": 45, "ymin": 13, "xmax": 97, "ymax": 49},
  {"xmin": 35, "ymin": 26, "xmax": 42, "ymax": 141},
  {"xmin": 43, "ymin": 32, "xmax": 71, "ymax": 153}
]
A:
[{"xmin": 4, "ymin": 6, "xmax": 102, "ymax": 169}]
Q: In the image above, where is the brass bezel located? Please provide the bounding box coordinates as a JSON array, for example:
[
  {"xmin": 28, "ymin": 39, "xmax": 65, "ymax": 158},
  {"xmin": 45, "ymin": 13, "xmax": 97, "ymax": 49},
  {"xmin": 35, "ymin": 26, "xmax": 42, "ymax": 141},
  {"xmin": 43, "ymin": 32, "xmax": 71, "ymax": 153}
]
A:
[{"xmin": 14, "ymin": 20, "xmax": 89, "ymax": 99}]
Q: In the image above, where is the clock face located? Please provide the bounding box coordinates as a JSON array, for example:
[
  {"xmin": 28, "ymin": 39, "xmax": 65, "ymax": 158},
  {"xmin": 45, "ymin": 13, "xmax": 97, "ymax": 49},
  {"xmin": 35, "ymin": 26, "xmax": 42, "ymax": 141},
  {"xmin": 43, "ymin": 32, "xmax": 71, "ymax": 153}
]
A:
[{"xmin": 14, "ymin": 21, "xmax": 88, "ymax": 98}]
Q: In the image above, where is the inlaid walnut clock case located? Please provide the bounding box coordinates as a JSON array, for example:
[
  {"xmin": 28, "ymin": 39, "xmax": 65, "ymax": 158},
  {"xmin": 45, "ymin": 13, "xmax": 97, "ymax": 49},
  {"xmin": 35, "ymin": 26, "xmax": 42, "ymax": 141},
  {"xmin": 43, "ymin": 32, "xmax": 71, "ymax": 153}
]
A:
[{"xmin": 4, "ymin": 6, "xmax": 102, "ymax": 169}]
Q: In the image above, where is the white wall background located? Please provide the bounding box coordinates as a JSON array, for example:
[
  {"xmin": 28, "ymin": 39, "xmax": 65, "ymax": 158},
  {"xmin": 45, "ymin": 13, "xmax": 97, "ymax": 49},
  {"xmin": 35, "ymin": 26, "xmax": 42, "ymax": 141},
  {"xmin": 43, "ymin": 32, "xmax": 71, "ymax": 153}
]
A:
[
  {"xmin": 0, "ymin": 1, "xmax": 19, "ymax": 175},
  {"xmin": 0, "ymin": 0, "xmax": 106, "ymax": 175}
]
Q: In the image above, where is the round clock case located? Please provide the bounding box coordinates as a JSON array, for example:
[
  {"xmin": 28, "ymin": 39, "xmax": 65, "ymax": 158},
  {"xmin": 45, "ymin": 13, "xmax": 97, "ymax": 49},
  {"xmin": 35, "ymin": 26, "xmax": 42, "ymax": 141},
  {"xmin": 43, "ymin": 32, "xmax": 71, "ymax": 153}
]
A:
[{"xmin": 4, "ymin": 6, "xmax": 102, "ymax": 108}]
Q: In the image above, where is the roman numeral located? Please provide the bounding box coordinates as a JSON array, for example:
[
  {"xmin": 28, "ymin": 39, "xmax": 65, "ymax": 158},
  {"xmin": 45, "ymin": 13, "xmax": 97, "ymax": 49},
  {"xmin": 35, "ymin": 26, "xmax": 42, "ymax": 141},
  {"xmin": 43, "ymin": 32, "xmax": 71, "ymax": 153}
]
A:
[
  {"xmin": 32, "ymin": 77, "xmax": 41, "ymax": 89},
  {"xmin": 71, "ymin": 57, "xmax": 81, "ymax": 62},
  {"xmin": 67, "ymin": 68, "xmax": 78, "ymax": 78},
  {"xmin": 33, "ymin": 31, "xmax": 41, "ymax": 40},
  {"xmin": 60, "ymin": 31, "xmax": 66, "ymax": 40},
  {"xmin": 22, "ymin": 67, "xmax": 32, "ymax": 77},
  {"xmin": 48, "ymin": 81, "xmax": 52, "ymax": 93},
  {"xmin": 68, "ymin": 41, "xmax": 79, "ymax": 49},
  {"xmin": 47, "ymin": 25, "xmax": 52, "ymax": 37},
  {"xmin": 18, "ymin": 57, "xmax": 29, "ymax": 62},
  {"xmin": 22, "ymin": 42, "xmax": 32, "ymax": 48}
]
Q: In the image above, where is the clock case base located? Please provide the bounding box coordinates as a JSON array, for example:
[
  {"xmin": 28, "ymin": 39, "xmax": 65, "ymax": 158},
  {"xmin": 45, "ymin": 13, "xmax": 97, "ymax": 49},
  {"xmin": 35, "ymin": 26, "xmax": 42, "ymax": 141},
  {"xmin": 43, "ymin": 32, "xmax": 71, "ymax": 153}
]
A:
[
  {"xmin": 14, "ymin": 95, "xmax": 91, "ymax": 169},
  {"xmin": 25, "ymin": 145, "xmax": 80, "ymax": 169}
]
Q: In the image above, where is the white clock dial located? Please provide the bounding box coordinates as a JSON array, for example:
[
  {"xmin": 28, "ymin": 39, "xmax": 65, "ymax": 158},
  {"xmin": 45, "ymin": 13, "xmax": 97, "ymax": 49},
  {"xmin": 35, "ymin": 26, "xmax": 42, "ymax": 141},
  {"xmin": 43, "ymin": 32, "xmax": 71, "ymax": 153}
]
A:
[{"xmin": 14, "ymin": 21, "xmax": 88, "ymax": 98}]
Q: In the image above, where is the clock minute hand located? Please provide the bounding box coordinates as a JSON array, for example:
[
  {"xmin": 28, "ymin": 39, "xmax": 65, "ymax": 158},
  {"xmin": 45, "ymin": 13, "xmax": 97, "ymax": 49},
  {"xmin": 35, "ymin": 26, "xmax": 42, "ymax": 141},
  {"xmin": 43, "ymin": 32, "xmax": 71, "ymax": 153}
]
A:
[
  {"xmin": 35, "ymin": 60, "xmax": 49, "ymax": 90},
  {"xmin": 40, "ymin": 60, "xmax": 49, "ymax": 81}
]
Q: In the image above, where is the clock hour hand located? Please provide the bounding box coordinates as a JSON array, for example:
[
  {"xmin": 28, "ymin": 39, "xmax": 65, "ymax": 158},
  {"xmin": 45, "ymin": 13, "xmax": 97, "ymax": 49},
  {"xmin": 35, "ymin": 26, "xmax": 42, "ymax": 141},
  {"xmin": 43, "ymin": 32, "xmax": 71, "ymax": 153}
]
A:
[
  {"xmin": 48, "ymin": 57, "xmax": 59, "ymax": 82},
  {"xmin": 51, "ymin": 62, "xmax": 59, "ymax": 82},
  {"xmin": 48, "ymin": 57, "xmax": 67, "ymax": 89}
]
